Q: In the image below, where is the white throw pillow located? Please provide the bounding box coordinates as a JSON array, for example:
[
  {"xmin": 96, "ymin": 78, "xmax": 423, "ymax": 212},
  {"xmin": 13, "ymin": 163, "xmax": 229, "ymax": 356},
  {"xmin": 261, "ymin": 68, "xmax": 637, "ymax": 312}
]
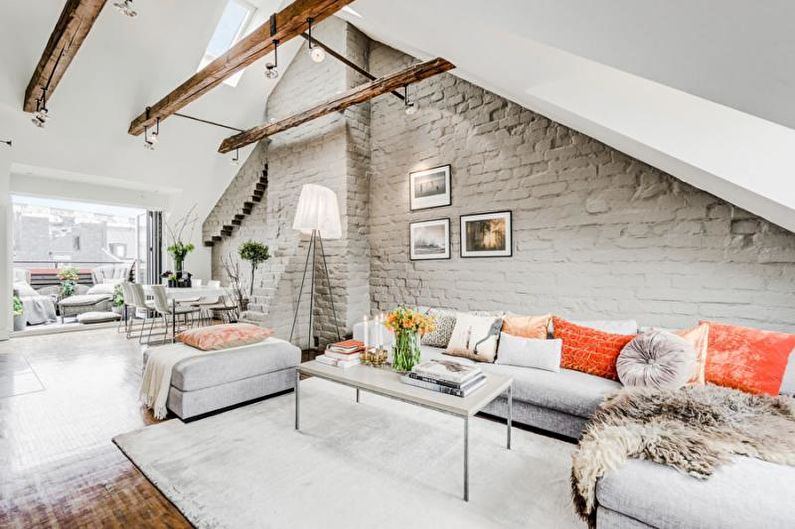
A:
[
  {"xmin": 446, "ymin": 313, "xmax": 501, "ymax": 362},
  {"xmin": 14, "ymin": 281, "xmax": 38, "ymax": 297},
  {"xmin": 496, "ymin": 333, "xmax": 562, "ymax": 372},
  {"xmin": 87, "ymin": 282, "xmax": 118, "ymax": 295}
]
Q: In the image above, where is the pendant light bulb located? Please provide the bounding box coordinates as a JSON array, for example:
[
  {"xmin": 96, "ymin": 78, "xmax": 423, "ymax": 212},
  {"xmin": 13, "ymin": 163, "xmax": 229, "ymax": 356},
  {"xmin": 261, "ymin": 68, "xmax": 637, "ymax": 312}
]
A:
[
  {"xmin": 404, "ymin": 101, "xmax": 417, "ymax": 115},
  {"xmin": 231, "ymin": 149, "xmax": 240, "ymax": 166},
  {"xmin": 310, "ymin": 46, "xmax": 325, "ymax": 63},
  {"xmin": 265, "ymin": 39, "xmax": 279, "ymax": 79},
  {"xmin": 31, "ymin": 93, "xmax": 49, "ymax": 128}
]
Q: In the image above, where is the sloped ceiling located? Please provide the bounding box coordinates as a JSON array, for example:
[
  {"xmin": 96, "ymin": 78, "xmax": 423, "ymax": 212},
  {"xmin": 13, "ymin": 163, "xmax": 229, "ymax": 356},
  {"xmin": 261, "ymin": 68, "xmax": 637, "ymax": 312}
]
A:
[{"xmin": 340, "ymin": 0, "xmax": 795, "ymax": 233}]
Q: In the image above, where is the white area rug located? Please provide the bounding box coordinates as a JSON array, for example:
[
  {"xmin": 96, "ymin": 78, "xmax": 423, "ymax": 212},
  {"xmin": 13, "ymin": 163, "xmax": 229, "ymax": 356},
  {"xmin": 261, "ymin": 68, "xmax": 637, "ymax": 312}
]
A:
[{"xmin": 114, "ymin": 377, "xmax": 584, "ymax": 529}]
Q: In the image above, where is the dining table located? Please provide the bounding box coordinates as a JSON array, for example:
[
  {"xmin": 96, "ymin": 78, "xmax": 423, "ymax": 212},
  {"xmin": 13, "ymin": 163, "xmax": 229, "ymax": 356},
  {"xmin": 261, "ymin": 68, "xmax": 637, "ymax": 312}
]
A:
[{"xmin": 141, "ymin": 285, "xmax": 228, "ymax": 342}]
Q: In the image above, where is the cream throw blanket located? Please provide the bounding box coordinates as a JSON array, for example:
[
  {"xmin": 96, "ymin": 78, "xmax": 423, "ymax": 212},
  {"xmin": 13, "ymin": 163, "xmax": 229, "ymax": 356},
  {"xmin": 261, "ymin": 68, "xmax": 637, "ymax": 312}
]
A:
[{"xmin": 140, "ymin": 343, "xmax": 209, "ymax": 419}]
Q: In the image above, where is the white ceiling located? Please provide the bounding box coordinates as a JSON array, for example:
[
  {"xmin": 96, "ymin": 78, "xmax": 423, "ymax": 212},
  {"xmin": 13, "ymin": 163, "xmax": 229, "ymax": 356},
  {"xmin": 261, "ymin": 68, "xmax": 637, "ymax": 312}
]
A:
[{"xmin": 341, "ymin": 0, "xmax": 795, "ymax": 233}]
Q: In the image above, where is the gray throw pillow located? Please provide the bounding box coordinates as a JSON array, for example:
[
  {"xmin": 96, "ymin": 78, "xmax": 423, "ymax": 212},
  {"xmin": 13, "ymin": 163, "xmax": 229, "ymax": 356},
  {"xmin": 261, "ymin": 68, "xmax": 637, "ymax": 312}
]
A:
[
  {"xmin": 421, "ymin": 309, "xmax": 457, "ymax": 348},
  {"xmin": 617, "ymin": 331, "xmax": 696, "ymax": 389}
]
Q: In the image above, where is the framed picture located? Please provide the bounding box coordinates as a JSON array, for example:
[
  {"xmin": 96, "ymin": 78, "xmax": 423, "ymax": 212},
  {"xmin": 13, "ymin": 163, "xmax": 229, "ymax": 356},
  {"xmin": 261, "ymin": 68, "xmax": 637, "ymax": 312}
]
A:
[
  {"xmin": 460, "ymin": 211, "xmax": 512, "ymax": 258},
  {"xmin": 409, "ymin": 165, "xmax": 451, "ymax": 211},
  {"xmin": 410, "ymin": 218, "xmax": 451, "ymax": 261}
]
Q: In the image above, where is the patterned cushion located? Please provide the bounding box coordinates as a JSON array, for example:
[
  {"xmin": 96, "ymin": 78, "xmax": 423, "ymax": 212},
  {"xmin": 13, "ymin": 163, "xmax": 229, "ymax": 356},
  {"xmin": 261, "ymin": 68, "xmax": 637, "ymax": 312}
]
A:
[
  {"xmin": 701, "ymin": 320, "xmax": 795, "ymax": 395},
  {"xmin": 502, "ymin": 313, "xmax": 551, "ymax": 339},
  {"xmin": 445, "ymin": 313, "xmax": 502, "ymax": 363},
  {"xmin": 617, "ymin": 331, "xmax": 696, "ymax": 389},
  {"xmin": 552, "ymin": 316, "xmax": 636, "ymax": 380},
  {"xmin": 674, "ymin": 323, "xmax": 709, "ymax": 384},
  {"xmin": 177, "ymin": 323, "xmax": 273, "ymax": 351},
  {"xmin": 421, "ymin": 309, "xmax": 457, "ymax": 348}
]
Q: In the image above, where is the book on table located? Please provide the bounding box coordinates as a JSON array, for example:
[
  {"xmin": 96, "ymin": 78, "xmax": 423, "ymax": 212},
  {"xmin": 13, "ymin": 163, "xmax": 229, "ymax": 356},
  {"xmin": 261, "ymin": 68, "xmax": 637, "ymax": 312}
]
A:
[
  {"xmin": 401, "ymin": 374, "xmax": 487, "ymax": 397},
  {"xmin": 316, "ymin": 354, "xmax": 361, "ymax": 369},
  {"xmin": 327, "ymin": 339, "xmax": 364, "ymax": 354},
  {"xmin": 411, "ymin": 360, "xmax": 482, "ymax": 385}
]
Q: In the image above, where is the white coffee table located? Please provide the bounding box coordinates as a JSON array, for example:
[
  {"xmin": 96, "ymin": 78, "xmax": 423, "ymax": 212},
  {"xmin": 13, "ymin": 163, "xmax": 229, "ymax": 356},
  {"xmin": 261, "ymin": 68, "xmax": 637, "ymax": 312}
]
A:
[{"xmin": 295, "ymin": 361, "xmax": 513, "ymax": 501}]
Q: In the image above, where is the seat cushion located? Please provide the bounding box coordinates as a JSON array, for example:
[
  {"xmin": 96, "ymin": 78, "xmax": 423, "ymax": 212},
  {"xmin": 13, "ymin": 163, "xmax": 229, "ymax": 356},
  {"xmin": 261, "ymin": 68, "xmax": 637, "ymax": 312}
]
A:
[
  {"xmin": 77, "ymin": 311, "xmax": 121, "ymax": 324},
  {"xmin": 59, "ymin": 294, "xmax": 112, "ymax": 307},
  {"xmin": 421, "ymin": 345, "xmax": 620, "ymax": 418},
  {"xmin": 171, "ymin": 338, "xmax": 301, "ymax": 392},
  {"xmin": 597, "ymin": 457, "xmax": 795, "ymax": 529}
]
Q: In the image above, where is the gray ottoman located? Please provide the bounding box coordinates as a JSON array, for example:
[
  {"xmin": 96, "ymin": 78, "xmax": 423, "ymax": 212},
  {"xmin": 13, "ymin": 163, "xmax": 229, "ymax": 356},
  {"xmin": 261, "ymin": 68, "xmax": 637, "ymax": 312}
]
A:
[
  {"xmin": 59, "ymin": 294, "xmax": 112, "ymax": 321},
  {"xmin": 143, "ymin": 338, "xmax": 301, "ymax": 420}
]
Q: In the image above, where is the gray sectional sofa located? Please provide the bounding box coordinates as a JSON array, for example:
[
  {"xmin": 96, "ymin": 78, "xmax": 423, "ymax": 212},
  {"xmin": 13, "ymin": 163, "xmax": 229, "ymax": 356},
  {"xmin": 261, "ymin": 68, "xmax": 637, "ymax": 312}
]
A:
[{"xmin": 354, "ymin": 318, "xmax": 795, "ymax": 529}]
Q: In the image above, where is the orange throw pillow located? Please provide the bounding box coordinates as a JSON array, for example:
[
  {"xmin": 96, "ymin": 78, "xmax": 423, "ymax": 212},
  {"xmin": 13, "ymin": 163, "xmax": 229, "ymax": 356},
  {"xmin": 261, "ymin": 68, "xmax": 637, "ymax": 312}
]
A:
[
  {"xmin": 701, "ymin": 320, "xmax": 795, "ymax": 395},
  {"xmin": 502, "ymin": 314, "xmax": 551, "ymax": 339},
  {"xmin": 177, "ymin": 323, "xmax": 273, "ymax": 351},
  {"xmin": 674, "ymin": 323, "xmax": 709, "ymax": 384},
  {"xmin": 552, "ymin": 317, "xmax": 635, "ymax": 380}
]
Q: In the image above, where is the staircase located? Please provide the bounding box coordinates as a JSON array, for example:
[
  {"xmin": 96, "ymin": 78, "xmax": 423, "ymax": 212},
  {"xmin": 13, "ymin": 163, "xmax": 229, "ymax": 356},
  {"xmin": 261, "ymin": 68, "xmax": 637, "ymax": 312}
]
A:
[{"xmin": 203, "ymin": 164, "xmax": 269, "ymax": 247}]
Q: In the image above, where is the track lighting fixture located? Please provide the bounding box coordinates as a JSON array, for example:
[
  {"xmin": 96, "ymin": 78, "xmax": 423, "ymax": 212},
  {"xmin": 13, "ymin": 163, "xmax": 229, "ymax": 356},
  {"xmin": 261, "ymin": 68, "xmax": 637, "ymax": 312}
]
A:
[
  {"xmin": 144, "ymin": 118, "xmax": 160, "ymax": 150},
  {"xmin": 404, "ymin": 85, "xmax": 417, "ymax": 115},
  {"xmin": 265, "ymin": 40, "xmax": 280, "ymax": 79},
  {"xmin": 113, "ymin": 0, "xmax": 137, "ymax": 18},
  {"xmin": 231, "ymin": 148, "xmax": 240, "ymax": 166},
  {"xmin": 31, "ymin": 88, "xmax": 50, "ymax": 128},
  {"xmin": 1, "ymin": 139, "xmax": 11, "ymax": 148},
  {"xmin": 306, "ymin": 18, "xmax": 325, "ymax": 63}
]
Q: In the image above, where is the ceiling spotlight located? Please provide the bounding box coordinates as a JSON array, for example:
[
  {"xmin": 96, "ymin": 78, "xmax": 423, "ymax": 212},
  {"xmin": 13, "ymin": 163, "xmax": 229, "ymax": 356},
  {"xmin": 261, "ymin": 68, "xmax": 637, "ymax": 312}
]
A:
[
  {"xmin": 231, "ymin": 148, "xmax": 240, "ymax": 166},
  {"xmin": 144, "ymin": 118, "xmax": 159, "ymax": 150},
  {"xmin": 404, "ymin": 85, "xmax": 417, "ymax": 115},
  {"xmin": 307, "ymin": 18, "xmax": 325, "ymax": 63},
  {"xmin": 265, "ymin": 39, "xmax": 279, "ymax": 79},
  {"xmin": 1, "ymin": 139, "xmax": 12, "ymax": 148},
  {"xmin": 113, "ymin": 0, "xmax": 137, "ymax": 18},
  {"xmin": 31, "ymin": 88, "xmax": 50, "ymax": 128}
]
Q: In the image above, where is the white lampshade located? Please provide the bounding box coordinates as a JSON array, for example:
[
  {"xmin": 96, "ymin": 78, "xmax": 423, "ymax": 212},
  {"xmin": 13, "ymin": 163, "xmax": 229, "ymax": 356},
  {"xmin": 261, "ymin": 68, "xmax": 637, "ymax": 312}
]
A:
[{"xmin": 292, "ymin": 184, "xmax": 342, "ymax": 239}]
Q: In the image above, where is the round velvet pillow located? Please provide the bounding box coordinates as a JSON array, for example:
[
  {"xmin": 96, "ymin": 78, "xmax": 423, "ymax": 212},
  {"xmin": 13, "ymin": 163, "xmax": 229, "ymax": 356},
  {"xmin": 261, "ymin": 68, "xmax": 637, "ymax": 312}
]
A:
[{"xmin": 617, "ymin": 331, "xmax": 696, "ymax": 389}]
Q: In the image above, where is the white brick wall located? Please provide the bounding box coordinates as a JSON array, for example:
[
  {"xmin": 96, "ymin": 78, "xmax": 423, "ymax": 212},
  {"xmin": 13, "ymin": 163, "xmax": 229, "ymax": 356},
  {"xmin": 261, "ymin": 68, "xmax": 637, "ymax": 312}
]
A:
[{"xmin": 206, "ymin": 22, "xmax": 795, "ymax": 344}]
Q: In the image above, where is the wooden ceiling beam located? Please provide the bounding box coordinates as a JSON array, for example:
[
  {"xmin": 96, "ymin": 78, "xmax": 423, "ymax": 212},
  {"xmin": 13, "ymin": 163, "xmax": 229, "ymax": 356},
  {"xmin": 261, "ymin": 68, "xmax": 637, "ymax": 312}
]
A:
[
  {"xmin": 24, "ymin": 0, "xmax": 107, "ymax": 112},
  {"xmin": 127, "ymin": 0, "xmax": 355, "ymax": 136},
  {"xmin": 218, "ymin": 57, "xmax": 455, "ymax": 153}
]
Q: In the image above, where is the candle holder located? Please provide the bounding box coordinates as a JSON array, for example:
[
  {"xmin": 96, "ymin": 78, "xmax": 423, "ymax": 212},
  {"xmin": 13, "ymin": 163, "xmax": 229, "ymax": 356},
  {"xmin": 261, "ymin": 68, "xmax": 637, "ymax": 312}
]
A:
[{"xmin": 361, "ymin": 346, "xmax": 389, "ymax": 367}]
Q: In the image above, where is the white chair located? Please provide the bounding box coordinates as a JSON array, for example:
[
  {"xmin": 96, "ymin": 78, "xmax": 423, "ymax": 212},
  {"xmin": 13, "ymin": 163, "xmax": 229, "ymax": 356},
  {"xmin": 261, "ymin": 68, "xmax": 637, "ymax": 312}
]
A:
[
  {"xmin": 192, "ymin": 278, "xmax": 203, "ymax": 288},
  {"xmin": 148, "ymin": 285, "xmax": 200, "ymax": 344},
  {"xmin": 127, "ymin": 283, "xmax": 157, "ymax": 342}
]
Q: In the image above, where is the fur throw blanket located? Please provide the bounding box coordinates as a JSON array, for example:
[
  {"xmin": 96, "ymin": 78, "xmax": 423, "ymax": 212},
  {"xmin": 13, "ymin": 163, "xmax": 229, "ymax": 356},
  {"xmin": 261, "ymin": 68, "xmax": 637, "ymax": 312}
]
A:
[{"xmin": 571, "ymin": 384, "xmax": 795, "ymax": 528}]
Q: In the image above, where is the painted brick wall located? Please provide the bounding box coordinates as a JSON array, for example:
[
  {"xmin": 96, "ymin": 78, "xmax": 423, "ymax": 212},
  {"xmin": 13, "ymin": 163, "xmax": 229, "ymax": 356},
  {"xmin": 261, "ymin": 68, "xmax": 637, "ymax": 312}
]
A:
[{"xmin": 367, "ymin": 43, "xmax": 795, "ymax": 332}]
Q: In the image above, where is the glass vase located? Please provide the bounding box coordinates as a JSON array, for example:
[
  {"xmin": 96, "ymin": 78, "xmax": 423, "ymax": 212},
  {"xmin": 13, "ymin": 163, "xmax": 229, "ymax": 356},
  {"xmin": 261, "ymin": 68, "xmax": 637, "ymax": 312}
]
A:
[{"xmin": 392, "ymin": 330, "xmax": 421, "ymax": 373}]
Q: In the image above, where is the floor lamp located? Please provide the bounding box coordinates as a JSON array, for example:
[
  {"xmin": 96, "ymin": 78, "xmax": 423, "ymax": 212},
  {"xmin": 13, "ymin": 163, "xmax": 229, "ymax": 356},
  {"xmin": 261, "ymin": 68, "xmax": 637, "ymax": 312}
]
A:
[{"xmin": 289, "ymin": 184, "xmax": 342, "ymax": 349}]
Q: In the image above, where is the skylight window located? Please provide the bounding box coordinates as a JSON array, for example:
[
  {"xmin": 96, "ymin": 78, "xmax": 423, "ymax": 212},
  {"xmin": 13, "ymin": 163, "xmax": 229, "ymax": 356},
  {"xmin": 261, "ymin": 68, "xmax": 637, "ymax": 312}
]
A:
[{"xmin": 198, "ymin": 0, "xmax": 256, "ymax": 87}]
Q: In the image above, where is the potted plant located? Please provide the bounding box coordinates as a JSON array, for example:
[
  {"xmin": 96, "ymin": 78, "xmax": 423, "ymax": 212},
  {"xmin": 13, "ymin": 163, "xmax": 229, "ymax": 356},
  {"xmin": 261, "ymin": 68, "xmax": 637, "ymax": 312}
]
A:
[
  {"xmin": 165, "ymin": 205, "xmax": 198, "ymax": 277},
  {"xmin": 384, "ymin": 306, "xmax": 436, "ymax": 373},
  {"xmin": 111, "ymin": 284, "xmax": 124, "ymax": 314},
  {"xmin": 168, "ymin": 273, "xmax": 178, "ymax": 288},
  {"xmin": 238, "ymin": 240, "xmax": 271, "ymax": 296},
  {"xmin": 57, "ymin": 267, "xmax": 80, "ymax": 299},
  {"xmin": 13, "ymin": 295, "xmax": 25, "ymax": 331}
]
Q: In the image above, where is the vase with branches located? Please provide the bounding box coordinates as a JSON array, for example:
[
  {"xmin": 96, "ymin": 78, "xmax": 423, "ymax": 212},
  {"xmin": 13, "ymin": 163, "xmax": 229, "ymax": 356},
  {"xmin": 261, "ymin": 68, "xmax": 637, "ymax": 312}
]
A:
[
  {"xmin": 238, "ymin": 240, "xmax": 270, "ymax": 296},
  {"xmin": 222, "ymin": 253, "xmax": 247, "ymax": 315},
  {"xmin": 165, "ymin": 205, "xmax": 198, "ymax": 274}
]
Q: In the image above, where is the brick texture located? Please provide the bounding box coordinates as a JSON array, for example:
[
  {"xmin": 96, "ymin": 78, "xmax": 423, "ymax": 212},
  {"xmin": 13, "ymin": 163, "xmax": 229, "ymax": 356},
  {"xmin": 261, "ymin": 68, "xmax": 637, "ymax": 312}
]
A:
[{"xmin": 205, "ymin": 21, "xmax": 795, "ymax": 348}]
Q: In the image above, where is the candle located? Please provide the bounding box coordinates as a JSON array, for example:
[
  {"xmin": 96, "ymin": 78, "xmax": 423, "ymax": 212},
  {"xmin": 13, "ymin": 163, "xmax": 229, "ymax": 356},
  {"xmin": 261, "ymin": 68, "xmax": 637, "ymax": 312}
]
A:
[
  {"xmin": 378, "ymin": 313, "xmax": 385, "ymax": 348},
  {"xmin": 363, "ymin": 315, "xmax": 369, "ymax": 351}
]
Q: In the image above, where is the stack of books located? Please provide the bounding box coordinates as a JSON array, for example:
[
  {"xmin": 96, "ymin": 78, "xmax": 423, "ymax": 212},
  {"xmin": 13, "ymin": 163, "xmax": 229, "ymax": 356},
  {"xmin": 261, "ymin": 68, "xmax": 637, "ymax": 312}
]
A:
[
  {"xmin": 315, "ymin": 340, "xmax": 364, "ymax": 369},
  {"xmin": 401, "ymin": 360, "xmax": 486, "ymax": 397}
]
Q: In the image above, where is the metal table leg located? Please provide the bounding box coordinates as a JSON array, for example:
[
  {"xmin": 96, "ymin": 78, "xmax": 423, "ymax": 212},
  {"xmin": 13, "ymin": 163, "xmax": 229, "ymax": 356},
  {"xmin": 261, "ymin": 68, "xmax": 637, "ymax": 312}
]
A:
[
  {"xmin": 464, "ymin": 415, "xmax": 469, "ymax": 501},
  {"xmin": 295, "ymin": 370, "xmax": 300, "ymax": 430},
  {"xmin": 507, "ymin": 384, "xmax": 512, "ymax": 450},
  {"xmin": 355, "ymin": 388, "xmax": 360, "ymax": 403},
  {"xmin": 171, "ymin": 298, "xmax": 176, "ymax": 343}
]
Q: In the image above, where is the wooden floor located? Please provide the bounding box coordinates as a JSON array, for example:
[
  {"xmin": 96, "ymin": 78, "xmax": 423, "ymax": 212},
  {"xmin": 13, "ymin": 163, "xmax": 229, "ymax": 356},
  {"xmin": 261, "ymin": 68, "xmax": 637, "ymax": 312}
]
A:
[{"xmin": 0, "ymin": 328, "xmax": 191, "ymax": 528}]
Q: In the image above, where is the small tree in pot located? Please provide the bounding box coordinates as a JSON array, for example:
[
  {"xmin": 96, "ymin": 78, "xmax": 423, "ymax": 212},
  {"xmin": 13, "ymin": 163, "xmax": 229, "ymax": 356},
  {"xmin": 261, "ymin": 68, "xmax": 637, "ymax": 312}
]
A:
[
  {"xmin": 238, "ymin": 240, "xmax": 270, "ymax": 296},
  {"xmin": 57, "ymin": 267, "xmax": 80, "ymax": 299}
]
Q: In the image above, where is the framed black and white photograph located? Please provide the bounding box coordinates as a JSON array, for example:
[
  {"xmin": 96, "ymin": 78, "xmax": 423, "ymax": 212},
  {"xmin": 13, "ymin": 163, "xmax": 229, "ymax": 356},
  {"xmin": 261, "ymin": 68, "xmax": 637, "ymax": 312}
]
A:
[
  {"xmin": 409, "ymin": 165, "xmax": 451, "ymax": 211},
  {"xmin": 410, "ymin": 218, "xmax": 451, "ymax": 261},
  {"xmin": 460, "ymin": 211, "xmax": 512, "ymax": 258}
]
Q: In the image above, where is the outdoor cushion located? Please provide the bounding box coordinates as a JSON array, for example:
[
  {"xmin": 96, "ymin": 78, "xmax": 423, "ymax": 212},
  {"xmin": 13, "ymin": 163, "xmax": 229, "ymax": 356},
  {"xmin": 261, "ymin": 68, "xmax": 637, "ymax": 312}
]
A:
[
  {"xmin": 59, "ymin": 294, "xmax": 112, "ymax": 307},
  {"xmin": 14, "ymin": 281, "xmax": 38, "ymax": 297},
  {"xmin": 597, "ymin": 457, "xmax": 795, "ymax": 529},
  {"xmin": 421, "ymin": 345, "xmax": 619, "ymax": 418},
  {"xmin": 171, "ymin": 338, "xmax": 301, "ymax": 392},
  {"xmin": 87, "ymin": 283, "xmax": 118, "ymax": 295},
  {"xmin": 77, "ymin": 311, "xmax": 121, "ymax": 324}
]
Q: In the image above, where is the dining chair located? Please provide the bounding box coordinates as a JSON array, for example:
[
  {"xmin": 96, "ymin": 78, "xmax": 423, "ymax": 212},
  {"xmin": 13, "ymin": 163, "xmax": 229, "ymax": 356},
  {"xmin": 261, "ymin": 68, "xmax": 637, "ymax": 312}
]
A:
[
  {"xmin": 148, "ymin": 285, "xmax": 201, "ymax": 344},
  {"xmin": 117, "ymin": 282, "xmax": 134, "ymax": 334},
  {"xmin": 128, "ymin": 283, "xmax": 157, "ymax": 342},
  {"xmin": 192, "ymin": 279, "xmax": 203, "ymax": 288}
]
